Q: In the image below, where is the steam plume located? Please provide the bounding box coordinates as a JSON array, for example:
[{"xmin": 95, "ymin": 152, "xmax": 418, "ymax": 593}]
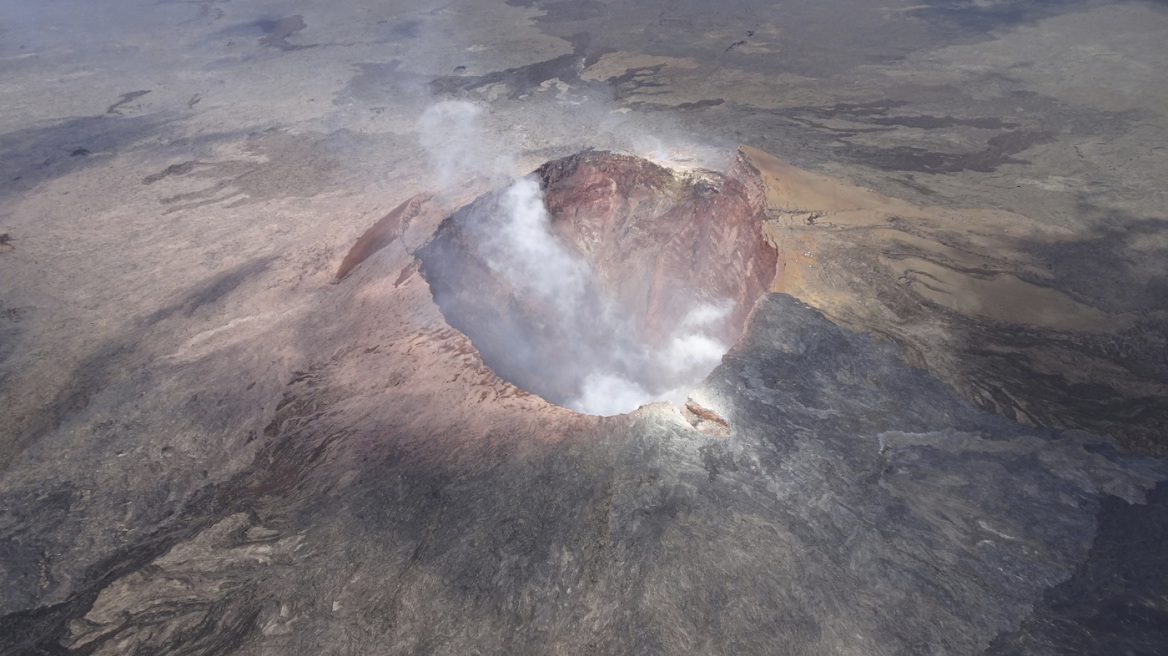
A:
[
  {"xmin": 419, "ymin": 101, "xmax": 732, "ymax": 415},
  {"xmin": 417, "ymin": 100, "xmax": 514, "ymax": 189}
]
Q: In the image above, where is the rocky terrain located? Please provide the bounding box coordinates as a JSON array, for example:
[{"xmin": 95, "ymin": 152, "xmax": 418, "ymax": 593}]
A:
[{"xmin": 2, "ymin": 0, "xmax": 1167, "ymax": 654}]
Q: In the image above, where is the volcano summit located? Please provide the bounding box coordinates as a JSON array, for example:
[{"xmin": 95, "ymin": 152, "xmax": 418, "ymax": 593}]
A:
[{"xmin": 416, "ymin": 151, "xmax": 776, "ymax": 415}]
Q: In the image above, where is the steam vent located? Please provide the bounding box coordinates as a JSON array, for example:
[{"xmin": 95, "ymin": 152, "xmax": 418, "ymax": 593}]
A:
[
  {"xmin": 416, "ymin": 151, "xmax": 775, "ymax": 416},
  {"xmin": 4, "ymin": 2, "xmax": 1168, "ymax": 655}
]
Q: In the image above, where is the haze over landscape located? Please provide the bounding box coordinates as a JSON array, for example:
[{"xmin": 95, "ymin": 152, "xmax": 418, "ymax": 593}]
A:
[{"xmin": 1, "ymin": 0, "xmax": 1167, "ymax": 654}]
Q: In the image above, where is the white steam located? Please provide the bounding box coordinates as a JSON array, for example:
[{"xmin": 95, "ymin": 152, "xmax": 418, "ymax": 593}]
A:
[
  {"xmin": 481, "ymin": 178, "xmax": 590, "ymax": 314},
  {"xmin": 573, "ymin": 302, "xmax": 732, "ymax": 412},
  {"xmin": 574, "ymin": 373, "xmax": 652, "ymax": 418},
  {"xmin": 417, "ymin": 100, "xmax": 514, "ymax": 189},
  {"xmin": 662, "ymin": 303, "xmax": 733, "ymax": 377},
  {"xmin": 480, "ymin": 177, "xmax": 731, "ymax": 415}
]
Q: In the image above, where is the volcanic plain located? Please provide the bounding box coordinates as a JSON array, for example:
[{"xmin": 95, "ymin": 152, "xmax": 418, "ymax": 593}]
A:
[{"xmin": 2, "ymin": 1, "xmax": 1167, "ymax": 654}]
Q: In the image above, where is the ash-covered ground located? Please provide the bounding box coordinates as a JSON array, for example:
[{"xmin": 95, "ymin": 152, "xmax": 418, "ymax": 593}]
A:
[{"xmin": 2, "ymin": 1, "xmax": 1167, "ymax": 654}]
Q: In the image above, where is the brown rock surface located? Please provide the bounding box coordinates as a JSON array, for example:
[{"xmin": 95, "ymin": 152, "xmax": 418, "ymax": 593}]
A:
[{"xmin": 335, "ymin": 193, "xmax": 430, "ymax": 281}]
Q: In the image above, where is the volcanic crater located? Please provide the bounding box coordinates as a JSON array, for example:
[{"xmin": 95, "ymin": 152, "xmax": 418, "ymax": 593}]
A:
[{"xmin": 414, "ymin": 150, "xmax": 777, "ymax": 416}]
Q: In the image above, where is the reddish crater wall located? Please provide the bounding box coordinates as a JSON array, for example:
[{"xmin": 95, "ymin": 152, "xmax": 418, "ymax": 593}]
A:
[{"xmin": 536, "ymin": 151, "xmax": 776, "ymax": 346}]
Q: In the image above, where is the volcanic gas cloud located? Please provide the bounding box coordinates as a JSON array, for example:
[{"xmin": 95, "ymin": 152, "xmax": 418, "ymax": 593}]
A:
[{"xmin": 417, "ymin": 151, "xmax": 776, "ymax": 415}]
